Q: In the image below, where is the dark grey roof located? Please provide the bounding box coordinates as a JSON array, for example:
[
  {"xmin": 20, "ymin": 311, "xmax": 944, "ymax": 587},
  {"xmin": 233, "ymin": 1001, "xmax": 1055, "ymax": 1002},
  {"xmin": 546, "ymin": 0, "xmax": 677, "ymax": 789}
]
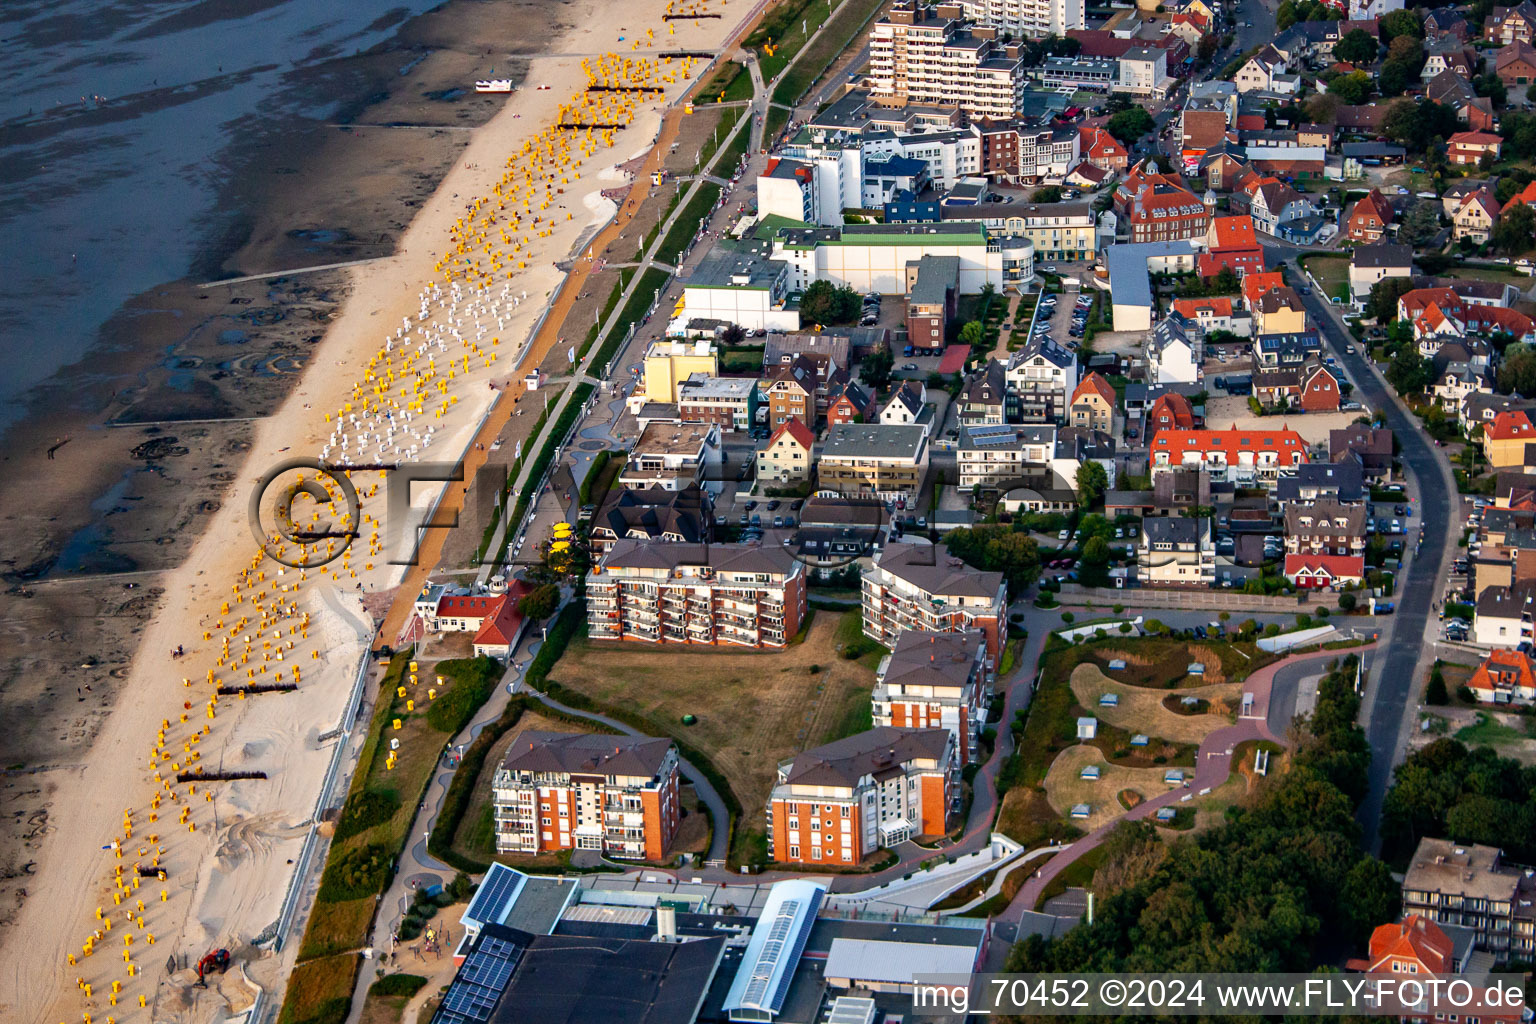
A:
[
  {"xmin": 823, "ymin": 423, "xmax": 928, "ymax": 460},
  {"xmin": 874, "ymin": 542, "xmax": 1005, "ymax": 599},
  {"xmin": 1352, "ymin": 242, "xmax": 1414, "ymax": 269},
  {"xmin": 1476, "ymin": 581, "xmax": 1536, "ymax": 618},
  {"xmin": 1274, "ymin": 456, "xmax": 1364, "ymax": 503},
  {"xmin": 599, "ymin": 538, "xmax": 798, "ymax": 575},
  {"xmin": 1142, "ymin": 517, "xmax": 1207, "ymax": 545},
  {"xmin": 1284, "ymin": 500, "xmax": 1366, "ymax": 538},
  {"xmin": 592, "ymin": 485, "xmax": 710, "ymax": 546},
  {"xmin": 491, "ymin": 932, "xmax": 726, "ymax": 1024},
  {"xmin": 784, "ymin": 726, "xmax": 951, "ymax": 788},
  {"xmin": 881, "ymin": 630, "xmax": 984, "ymax": 691},
  {"xmin": 501, "ymin": 732, "xmax": 674, "ymax": 778}
]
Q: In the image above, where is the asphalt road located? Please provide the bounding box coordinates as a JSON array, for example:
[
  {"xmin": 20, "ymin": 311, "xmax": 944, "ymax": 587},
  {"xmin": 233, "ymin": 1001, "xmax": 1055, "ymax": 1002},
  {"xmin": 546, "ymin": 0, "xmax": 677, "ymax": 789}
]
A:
[{"xmin": 1280, "ymin": 248, "xmax": 1456, "ymax": 848}]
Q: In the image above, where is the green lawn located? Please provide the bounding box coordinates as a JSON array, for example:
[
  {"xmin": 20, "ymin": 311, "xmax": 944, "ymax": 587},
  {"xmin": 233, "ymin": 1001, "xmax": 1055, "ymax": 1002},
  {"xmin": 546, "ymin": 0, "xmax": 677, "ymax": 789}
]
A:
[
  {"xmin": 1455, "ymin": 712, "xmax": 1531, "ymax": 748},
  {"xmin": 771, "ymin": 0, "xmax": 887, "ymax": 105},
  {"xmin": 1300, "ymin": 254, "xmax": 1351, "ymax": 302},
  {"xmin": 657, "ymin": 183, "xmax": 722, "ymax": 266}
]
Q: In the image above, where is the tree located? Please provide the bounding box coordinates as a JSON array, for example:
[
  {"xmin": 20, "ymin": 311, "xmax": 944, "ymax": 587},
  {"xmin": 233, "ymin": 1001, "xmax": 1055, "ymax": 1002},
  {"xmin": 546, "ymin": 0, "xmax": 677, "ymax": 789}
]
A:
[
  {"xmin": 958, "ymin": 320, "xmax": 985, "ymax": 347},
  {"xmin": 1276, "ymin": 0, "xmax": 1298, "ymax": 29},
  {"xmin": 1385, "ymin": 347, "xmax": 1430, "ymax": 394},
  {"xmin": 1079, "ymin": 535, "xmax": 1111, "ymax": 587},
  {"xmin": 1498, "ymin": 344, "xmax": 1536, "ymax": 395},
  {"xmin": 1493, "ymin": 203, "xmax": 1536, "ymax": 256},
  {"xmin": 1367, "ymin": 275, "xmax": 1418, "ymax": 323},
  {"xmin": 1333, "ymin": 28, "xmax": 1378, "ymax": 65},
  {"xmin": 1384, "ymin": 99, "xmax": 1457, "ymax": 154},
  {"xmin": 799, "ymin": 280, "xmax": 861, "ymax": 325},
  {"xmin": 720, "ymin": 323, "xmax": 746, "ymax": 347},
  {"xmin": 860, "ymin": 343, "xmax": 893, "ymax": 391},
  {"xmin": 1328, "ymin": 71, "xmax": 1373, "ymax": 105},
  {"xmin": 1076, "ymin": 460, "xmax": 1108, "ymax": 509},
  {"xmin": 1197, "ymin": 32, "xmax": 1220, "ymax": 63},
  {"xmin": 1396, "ymin": 199, "xmax": 1442, "ymax": 247},
  {"xmin": 1476, "ymin": 72, "xmax": 1507, "ymax": 107},
  {"xmin": 1378, "ymin": 58, "xmax": 1412, "ymax": 98},
  {"xmin": 1425, "ymin": 664, "xmax": 1449, "ymax": 705},
  {"xmin": 1106, "ymin": 107, "xmax": 1155, "ymax": 146},
  {"xmin": 517, "ymin": 583, "xmax": 560, "ymax": 621},
  {"xmin": 1031, "ymin": 185, "xmax": 1064, "ymax": 203},
  {"xmin": 1379, "ymin": 8, "xmax": 1423, "ymax": 42},
  {"xmin": 1305, "ymin": 92, "xmax": 1340, "ymax": 124},
  {"xmin": 942, "ymin": 524, "xmax": 1042, "ymax": 590}
]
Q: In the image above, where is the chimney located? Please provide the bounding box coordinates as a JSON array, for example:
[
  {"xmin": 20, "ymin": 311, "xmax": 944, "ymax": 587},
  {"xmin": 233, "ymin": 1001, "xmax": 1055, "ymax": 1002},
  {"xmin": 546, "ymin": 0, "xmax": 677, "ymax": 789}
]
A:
[{"xmin": 656, "ymin": 904, "xmax": 678, "ymax": 942}]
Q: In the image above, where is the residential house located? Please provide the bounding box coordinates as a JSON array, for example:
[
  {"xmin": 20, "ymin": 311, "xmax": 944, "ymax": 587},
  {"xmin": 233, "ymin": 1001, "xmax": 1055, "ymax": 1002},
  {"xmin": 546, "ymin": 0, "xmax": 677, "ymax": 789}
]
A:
[
  {"xmin": 1482, "ymin": 410, "xmax": 1536, "ymax": 469},
  {"xmin": 1172, "ymin": 297, "xmax": 1243, "ymax": 336},
  {"xmin": 768, "ymin": 726, "xmax": 955, "ymax": 864},
  {"xmin": 1345, "ymin": 189, "xmax": 1395, "ymax": 243},
  {"xmin": 1425, "ymin": 6, "xmax": 1470, "ymax": 40},
  {"xmin": 1485, "ymin": 2, "xmax": 1536, "ymax": 46},
  {"xmin": 1252, "ymin": 329, "xmax": 1322, "ymax": 370},
  {"xmin": 1503, "ymin": 179, "xmax": 1536, "ymax": 214},
  {"xmin": 1241, "ymin": 269, "xmax": 1287, "ymax": 311},
  {"xmin": 1400, "ymin": 837, "xmax": 1536, "ymax": 956},
  {"xmin": 1005, "ymin": 337, "xmax": 1080, "ymax": 422},
  {"xmin": 414, "ymin": 583, "xmax": 533, "ymax": 660},
  {"xmin": 879, "ymin": 380, "xmax": 930, "ymax": 431},
  {"xmin": 492, "ymin": 732, "xmax": 681, "ymax": 859},
  {"xmin": 1150, "ymin": 427, "xmax": 1310, "ymax": 482},
  {"xmin": 1274, "ymin": 455, "xmax": 1366, "ymax": 504},
  {"xmin": 1181, "ymin": 108, "xmax": 1231, "ymax": 171},
  {"xmin": 588, "ymin": 485, "xmax": 713, "ymax": 557},
  {"xmin": 1330, "ymin": 425, "xmax": 1393, "ymax": 477},
  {"xmin": 618, "ymin": 420, "xmax": 724, "ymax": 493},
  {"xmin": 958, "ymin": 360, "xmax": 1008, "ymax": 426},
  {"xmin": 1348, "ymin": 242, "xmax": 1414, "ymax": 300},
  {"xmin": 1255, "ymin": 360, "xmax": 1341, "ymax": 411},
  {"xmin": 957, "ymin": 423, "xmax": 1056, "ymax": 488},
  {"xmin": 1497, "ymin": 40, "xmax": 1536, "ymax": 86},
  {"xmin": 1427, "ymin": 70, "xmax": 1498, "ymax": 131},
  {"xmin": 1198, "ymin": 214, "xmax": 1266, "ymax": 280},
  {"xmin": 1068, "ymin": 372, "xmax": 1116, "ymax": 433},
  {"xmin": 1283, "ymin": 554, "xmax": 1366, "ymax": 589},
  {"xmin": 872, "ymin": 630, "xmax": 990, "ymax": 763},
  {"xmin": 587, "ymin": 540, "xmax": 807, "ymax": 648},
  {"xmin": 1147, "ymin": 314, "xmax": 1203, "ymax": 385},
  {"xmin": 678, "ymin": 374, "xmax": 760, "ymax": 431},
  {"xmin": 1468, "ymin": 649, "xmax": 1536, "ymax": 704},
  {"xmin": 1146, "ymin": 391, "xmax": 1197, "ymax": 439},
  {"xmin": 906, "ymin": 254, "xmax": 960, "ymax": 353},
  {"xmin": 1253, "ymin": 285, "xmax": 1310, "ymax": 336},
  {"xmin": 1447, "ymin": 130, "xmax": 1504, "ymax": 166},
  {"xmin": 1080, "ymin": 125, "xmax": 1129, "ymax": 173},
  {"xmin": 1285, "ymin": 500, "xmax": 1366, "ymax": 557},
  {"xmin": 756, "ymin": 419, "xmax": 817, "ymax": 485},
  {"xmin": 1139, "ymin": 516, "xmax": 1216, "ymax": 586},
  {"xmin": 1235, "ymin": 46, "xmax": 1290, "ymax": 93},
  {"xmin": 763, "ymin": 356, "xmax": 818, "ymax": 430},
  {"xmin": 1421, "ymin": 38, "xmax": 1479, "ymax": 81},
  {"xmin": 1246, "ymin": 179, "xmax": 1317, "ymax": 236},
  {"xmin": 862, "ymin": 541, "xmax": 1008, "ymax": 666},
  {"xmin": 826, "ymin": 379, "xmax": 878, "ymax": 426},
  {"xmin": 818, "ymin": 423, "xmax": 931, "ymax": 503}
]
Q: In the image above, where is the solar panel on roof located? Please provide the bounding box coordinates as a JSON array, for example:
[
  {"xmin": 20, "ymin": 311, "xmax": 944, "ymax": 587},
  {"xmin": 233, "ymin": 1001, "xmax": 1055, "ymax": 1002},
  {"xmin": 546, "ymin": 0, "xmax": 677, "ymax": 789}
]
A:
[{"xmin": 464, "ymin": 864, "xmax": 522, "ymax": 927}]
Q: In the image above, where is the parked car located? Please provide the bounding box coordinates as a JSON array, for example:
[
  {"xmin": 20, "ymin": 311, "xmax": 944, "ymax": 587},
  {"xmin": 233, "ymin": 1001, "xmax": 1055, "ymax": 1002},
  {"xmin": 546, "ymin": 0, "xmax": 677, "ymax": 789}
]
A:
[
  {"xmin": 1057, "ymin": 529, "xmax": 1071, "ymax": 541},
  {"xmin": 901, "ymin": 362, "xmax": 918, "ymax": 371}
]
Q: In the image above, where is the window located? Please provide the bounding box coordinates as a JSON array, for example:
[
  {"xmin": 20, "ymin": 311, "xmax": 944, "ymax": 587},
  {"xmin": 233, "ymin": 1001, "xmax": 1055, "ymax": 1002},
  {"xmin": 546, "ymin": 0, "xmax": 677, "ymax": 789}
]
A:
[
  {"xmin": 789, "ymin": 845, "xmax": 800, "ymax": 859},
  {"xmin": 840, "ymin": 805, "xmax": 850, "ymax": 818},
  {"xmin": 542, "ymin": 817, "xmax": 551, "ymax": 826}
]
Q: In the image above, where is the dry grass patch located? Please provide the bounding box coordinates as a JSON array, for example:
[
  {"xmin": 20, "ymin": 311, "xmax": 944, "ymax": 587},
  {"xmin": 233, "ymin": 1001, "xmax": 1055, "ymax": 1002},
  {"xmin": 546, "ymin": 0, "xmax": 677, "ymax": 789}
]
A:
[
  {"xmin": 1042, "ymin": 745, "xmax": 1176, "ymax": 832},
  {"xmin": 550, "ymin": 612, "xmax": 878, "ymax": 817},
  {"xmin": 1070, "ymin": 663, "xmax": 1239, "ymax": 744}
]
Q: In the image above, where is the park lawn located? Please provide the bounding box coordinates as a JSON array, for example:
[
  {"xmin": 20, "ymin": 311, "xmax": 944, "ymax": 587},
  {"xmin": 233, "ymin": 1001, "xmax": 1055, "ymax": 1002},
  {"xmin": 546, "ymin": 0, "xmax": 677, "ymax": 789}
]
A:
[
  {"xmin": 1302, "ymin": 254, "xmax": 1351, "ymax": 303},
  {"xmin": 1034, "ymin": 843, "xmax": 1109, "ymax": 910},
  {"xmin": 1069, "ymin": 664, "xmax": 1240, "ymax": 744},
  {"xmin": 1042, "ymin": 745, "xmax": 1176, "ymax": 833},
  {"xmin": 1442, "ymin": 265, "xmax": 1534, "ymax": 286},
  {"xmin": 701, "ymin": 61, "xmax": 753, "ymax": 103},
  {"xmin": 545, "ymin": 610, "xmax": 880, "ymax": 852},
  {"xmin": 1078, "ymin": 635, "xmax": 1273, "ymax": 687}
]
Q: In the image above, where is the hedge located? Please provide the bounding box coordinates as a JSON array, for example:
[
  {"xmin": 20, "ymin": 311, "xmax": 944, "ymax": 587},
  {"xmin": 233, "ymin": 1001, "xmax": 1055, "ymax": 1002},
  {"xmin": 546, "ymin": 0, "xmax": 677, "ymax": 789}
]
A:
[{"xmin": 368, "ymin": 973, "xmax": 429, "ymax": 998}]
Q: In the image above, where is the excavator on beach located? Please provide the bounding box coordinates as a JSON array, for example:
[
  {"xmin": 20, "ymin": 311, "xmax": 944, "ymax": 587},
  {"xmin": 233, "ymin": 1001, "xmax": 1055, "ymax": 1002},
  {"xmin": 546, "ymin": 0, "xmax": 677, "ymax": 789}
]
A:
[{"xmin": 195, "ymin": 949, "xmax": 231, "ymax": 987}]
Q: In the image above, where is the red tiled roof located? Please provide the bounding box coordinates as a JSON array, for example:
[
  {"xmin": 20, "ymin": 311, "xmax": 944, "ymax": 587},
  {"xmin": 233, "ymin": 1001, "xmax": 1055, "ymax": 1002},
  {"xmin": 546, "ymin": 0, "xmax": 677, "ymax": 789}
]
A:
[
  {"xmin": 1072, "ymin": 372, "xmax": 1116, "ymax": 407},
  {"xmin": 1284, "ymin": 554, "xmax": 1365, "ymax": 580},
  {"xmin": 1470, "ymin": 649, "xmax": 1536, "ymax": 696},
  {"xmin": 472, "ymin": 581, "xmax": 532, "ymax": 648},
  {"xmin": 1152, "ymin": 427, "xmax": 1309, "ymax": 461},
  {"xmin": 1504, "ymin": 180, "xmax": 1536, "ymax": 213},
  {"xmin": 437, "ymin": 594, "xmax": 505, "ymax": 618},
  {"xmin": 1448, "ymin": 129, "xmax": 1504, "ymax": 146},
  {"xmin": 1209, "ymin": 214, "xmax": 1258, "ymax": 250},
  {"xmin": 937, "ymin": 344, "xmax": 970, "ymax": 375},
  {"xmin": 769, "ymin": 417, "xmax": 815, "ymax": 450},
  {"xmin": 1242, "ymin": 271, "xmax": 1287, "ymax": 309},
  {"xmin": 1173, "ymin": 297, "xmax": 1235, "ymax": 318},
  {"xmin": 1236, "ymin": 114, "xmax": 1266, "ymax": 132},
  {"xmin": 1486, "ymin": 410, "xmax": 1536, "ymax": 440},
  {"xmin": 1362, "ymin": 916, "xmax": 1454, "ymax": 976}
]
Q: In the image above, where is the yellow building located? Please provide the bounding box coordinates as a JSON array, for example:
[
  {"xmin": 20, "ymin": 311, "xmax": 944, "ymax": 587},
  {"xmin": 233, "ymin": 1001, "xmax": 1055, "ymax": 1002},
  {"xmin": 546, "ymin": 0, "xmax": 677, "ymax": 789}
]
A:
[
  {"xmin": 643, "ymin": 339, "xmax": 718, "ymax": 404},
  {"xmin": 1482, "ymin": 410, "xmax": 1536, "ymax": 469},
  {"xmin": 1253, "ymin": 286, "xmax": 1309, "ymax": 336}
]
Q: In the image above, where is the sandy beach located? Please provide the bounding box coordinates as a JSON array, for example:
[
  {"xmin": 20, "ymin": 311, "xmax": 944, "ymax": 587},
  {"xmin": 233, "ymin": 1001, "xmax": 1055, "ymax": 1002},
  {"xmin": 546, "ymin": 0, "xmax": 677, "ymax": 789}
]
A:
[{"xmin": 0, "ymin": 0, "xmax": 757, "ymax": 1020}]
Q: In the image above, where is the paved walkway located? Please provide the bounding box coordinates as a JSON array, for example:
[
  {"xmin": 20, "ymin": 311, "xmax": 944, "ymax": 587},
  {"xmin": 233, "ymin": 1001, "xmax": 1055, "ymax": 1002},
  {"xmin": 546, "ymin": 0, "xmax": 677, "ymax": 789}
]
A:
[{"xmin": 997, "ymin": 644, "xmax": 1375, "ymax": 923}]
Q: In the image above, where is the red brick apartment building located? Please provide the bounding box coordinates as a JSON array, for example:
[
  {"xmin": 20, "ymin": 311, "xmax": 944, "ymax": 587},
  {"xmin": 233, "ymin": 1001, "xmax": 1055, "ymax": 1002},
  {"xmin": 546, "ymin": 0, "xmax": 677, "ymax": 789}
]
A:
[
  {"xmin": 872, "ymin": 630, "xmax": 989, "ymax": 763},
  {"xmin": 492, "ymin": 732, "xmax": 680, "ymax": 860},
  {"xmin": 861, "ymin": 542, "xmax": 1007, "ymax": 668},
  {"xmin": 768, "ymin": 726, "xmax": 955, "ymax": 865},
  {"xmin": 587, "ymin": 540, "xmax": 806, "ymax": 648}
]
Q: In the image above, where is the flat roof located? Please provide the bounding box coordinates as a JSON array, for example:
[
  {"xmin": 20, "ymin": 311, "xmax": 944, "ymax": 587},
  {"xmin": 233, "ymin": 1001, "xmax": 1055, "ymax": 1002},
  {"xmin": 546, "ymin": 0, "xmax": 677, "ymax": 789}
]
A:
[
  {"xmin": 823, "ymin": 423, "xmax": 929, "ymax": 461},
  {"xmin": 462, "ymin": 865, "xmax": 576, "ymax": 935},
  {"xmin": 722, "ymin": 880, "xmax": 826, "ymax": 1020},
  {"xmin": 823, "ymin": 937, "xmax": 977, "ymax": 985}
]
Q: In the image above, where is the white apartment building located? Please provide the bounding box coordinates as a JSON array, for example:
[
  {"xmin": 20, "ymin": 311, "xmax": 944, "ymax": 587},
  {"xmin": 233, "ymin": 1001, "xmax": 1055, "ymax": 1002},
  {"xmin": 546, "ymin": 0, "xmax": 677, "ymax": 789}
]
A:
[
  {"xmin": 958, "ymin": 0, "xmax": 1085, "ymax": 38},
  {"xmin": 863, "ymin": 130, "xmax": 983, "ymax": 190},
  {"xmin": 618, "ymin": 420, "xmax": 724, "ymax": 494},
  {"xmin": 678, "ymin": 239, "xmax": 800, "ymax": 333},
  {"xmin": 957, "ymin": 423, "xmax": 1056, "ymax": 488},
  {"xmin": 772, "ymin": 221, "xmax": 1008, "ymax": 295},
  {"xmin": 1118, "ymin": 45, "xmax": 1173, "ymax": 99},
  {"xmin": 869, "ymin": 3, "xmax": 1025, "ymax": 121}
]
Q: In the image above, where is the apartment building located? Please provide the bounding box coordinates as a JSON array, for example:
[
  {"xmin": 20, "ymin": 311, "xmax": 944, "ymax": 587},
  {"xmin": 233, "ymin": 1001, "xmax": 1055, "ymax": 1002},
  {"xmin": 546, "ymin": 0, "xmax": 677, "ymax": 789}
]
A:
[
  {"xmin": 763, "ymin": 357, "xmax": 818, "ymax": 430},
  {"xmin": 677, "ymin": 239, "xmax": 801, "ymax": 335},
  {"xmin": 768, "ymin": 726, "xmax": 956, "ymax": 865},
  {"xmin": 1006, "ymin": 336, "xmax": 1079, "ymax": 422},
  {"xmin": 618, "ymin": 421, "xmax": 724, "ymax": 493},
  {"xmin": 957, "ymin": 423, "xmax": 1055, "ymax": 488},
  {"xmin": 588, "ymin": 484, "xmax": 712, "ymax": 557},
  {"xmin": 818, "ymin": 423, "xmax": 931, "ymax": 503},
  {"xmin": 1284, "ymin": 501, "xmax": 1367, "ymax": 557},
  {"xmin": 1150, "ymin": 427, "xmax": 1310, "ymax": 482},
  {"xmin": 677, "ymin": 374, "xmax": 759, "ymax": 431},
  {"xmin": 586, "ymin": 540, "xmax": 807, "ymax": 648},
  {"xmin": 492, "ymin": 732, "xmax": 681, "ymax": 860},
  {"xmin": 873, "ymin": 630, "xmax": 990, "ymax": 763},
  {"xmin": 1401, "ymin": 838, "xmax": 1536, "ymax": 956},
  {"xmin": 642, "ymin": 339, "xmax": 719, "ymax": 405},
  {"xmin": 976, "ymin": 123, "xmax": 1083, "ymax": 184},
  {"xmin": 1118, "ymin": 45, "xmax": 1173, "ymax": 99},
  {"xmin": 1474, "ymin": 580, "xmax": 1536, "ymax": 647},
  {"xmin": 868, "ymin": 3, "xmax": 1025, "ymax": 120},
  {"xmin": 756, "ymin": 419, "xmax": 816, "ymax": 485},
  {"xmin": 862, "ymin": 542, "xmax": 1007, "ymax": 667},
  {"xmin": 1138, "ymin": 516, "xmax": 1216, "ymax": 586},
  {"xmin": 956, "ymin": 0, "xmax": 1086, "ymax": 38},
  {"xmin": 906, "ymin": 254, "xmax": 960, "ymax": 352},
  {"xmin": 1124, "ymin": 178, "xmax": 1211, "ymax": 243}
]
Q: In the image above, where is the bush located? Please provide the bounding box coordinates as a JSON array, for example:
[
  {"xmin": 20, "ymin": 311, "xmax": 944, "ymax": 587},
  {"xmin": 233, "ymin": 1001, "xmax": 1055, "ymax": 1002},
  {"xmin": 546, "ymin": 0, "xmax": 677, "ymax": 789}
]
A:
[
  {"xmin": 333, "ymin": 788, "xmax": 402, "ymax": 842},
  {"xmin": 1316, "ymin": 606, "xmax": 1330, "ymax": 619},
  {"xmin": 1338, "ymin": 592, "xmax": 1357, "ymax": 612},
  {"xmin": 809, "ymin": 664, "xmax": 823, "ymax": 674},
  {"xmin": 1263, "ymin": 623, "xmax": 1281, "ymax": 638},
  {"xmin": 425, "ymin": 656, "xmax": 503, "ymax": 735},
  {"xmin": 1061, "ymin": 612, "xmax": 1075, "ymax": 624},
  {"xmin": 369, "ymin": 974, "xmax": 428, "ymax": 998},
  {"xmin": 318, "ymin": 842, "xmax": 392, "ymax": 902}
]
